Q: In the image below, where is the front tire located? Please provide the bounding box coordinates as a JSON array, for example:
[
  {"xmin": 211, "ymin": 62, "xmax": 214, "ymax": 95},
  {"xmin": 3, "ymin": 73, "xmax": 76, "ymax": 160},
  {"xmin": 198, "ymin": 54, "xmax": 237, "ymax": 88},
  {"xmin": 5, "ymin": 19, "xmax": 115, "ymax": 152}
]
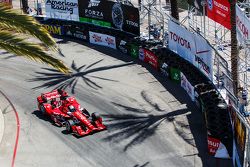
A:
[
  {"xmin": 82, "ymin": 109, "xmax": 90, "ymax": 118},
  {"xmin": 40, "ymin": 105, "xmax": 46, "ymax": 115}
]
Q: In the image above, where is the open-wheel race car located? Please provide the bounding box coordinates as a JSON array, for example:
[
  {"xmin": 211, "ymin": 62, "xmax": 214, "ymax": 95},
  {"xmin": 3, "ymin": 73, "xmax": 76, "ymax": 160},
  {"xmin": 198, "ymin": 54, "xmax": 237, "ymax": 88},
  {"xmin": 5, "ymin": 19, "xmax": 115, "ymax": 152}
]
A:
[{"xmin": 37, "ymin": 89, "xmax": 106, "ymax": 137}]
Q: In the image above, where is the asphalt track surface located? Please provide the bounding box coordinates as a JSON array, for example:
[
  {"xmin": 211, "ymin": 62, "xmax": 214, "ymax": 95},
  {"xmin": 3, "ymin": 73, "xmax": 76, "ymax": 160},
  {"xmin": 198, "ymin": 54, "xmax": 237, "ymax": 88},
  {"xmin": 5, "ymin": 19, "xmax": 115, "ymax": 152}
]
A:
[{"xmin": 0, "ymin": 37, "xmax": 230, "ymax": 167}]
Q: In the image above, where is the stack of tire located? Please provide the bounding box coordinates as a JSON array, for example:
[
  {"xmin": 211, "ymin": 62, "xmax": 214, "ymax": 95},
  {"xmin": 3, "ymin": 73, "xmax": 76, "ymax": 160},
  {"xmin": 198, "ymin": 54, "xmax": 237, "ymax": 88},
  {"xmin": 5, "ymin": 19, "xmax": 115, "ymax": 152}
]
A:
[
  {"xmin": 195, "ymin": 83, "xmax": 233, "ymax": 156},
  {"xmin": 156, "ymin": 48, "xmax": 233, "ymax": 156}
]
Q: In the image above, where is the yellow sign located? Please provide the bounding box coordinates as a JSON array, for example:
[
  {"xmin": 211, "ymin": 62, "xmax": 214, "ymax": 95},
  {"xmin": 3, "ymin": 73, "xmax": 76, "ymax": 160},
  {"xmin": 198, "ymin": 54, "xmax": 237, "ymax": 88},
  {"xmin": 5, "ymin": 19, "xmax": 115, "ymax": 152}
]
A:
[
  {"xmin": 235, "ymin": 115, "xmax": 246, "ymax": 152},
  {"xmin": 43, "ymin": 25, "xmax": 63, "ymax": 35}
]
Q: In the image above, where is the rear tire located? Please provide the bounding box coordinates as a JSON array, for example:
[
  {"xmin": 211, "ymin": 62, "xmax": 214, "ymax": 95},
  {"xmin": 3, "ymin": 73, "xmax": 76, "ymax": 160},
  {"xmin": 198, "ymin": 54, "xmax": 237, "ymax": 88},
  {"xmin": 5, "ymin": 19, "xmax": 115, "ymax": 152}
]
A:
[{"xmin": 65, "ymin": 120, "xmax": 74, "ymax": 133}]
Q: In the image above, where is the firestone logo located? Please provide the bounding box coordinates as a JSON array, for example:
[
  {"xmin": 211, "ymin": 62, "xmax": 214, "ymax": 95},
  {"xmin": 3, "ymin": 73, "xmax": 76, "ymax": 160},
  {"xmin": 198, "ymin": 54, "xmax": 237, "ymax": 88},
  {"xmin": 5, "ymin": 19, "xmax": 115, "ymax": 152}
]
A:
[{"xmin": 170, "ymin": 31, "xmax": 191, "ymax": 51}]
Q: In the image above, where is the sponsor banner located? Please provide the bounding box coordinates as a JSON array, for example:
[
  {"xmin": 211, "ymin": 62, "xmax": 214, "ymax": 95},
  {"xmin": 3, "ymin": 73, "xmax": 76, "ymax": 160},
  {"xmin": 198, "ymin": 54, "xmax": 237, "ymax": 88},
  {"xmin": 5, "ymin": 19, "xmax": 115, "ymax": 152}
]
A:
[
  {"xmin": 139, "ymin": 48, "xmax": 145, "ymax": 61},
  {"xmin": 0, "ymin": 0, "xmax": 12, "ymax": 8},
  {"xmin": 168, "ymin": 20, "xmax": 213, "ymax": 80},
  {"xmin": 143, "ymin": 49, "xmax": 158, "ymax": 69},
  {"xmin": 236, "ymin": 4, "xmax": 250, "ymax": 44},
  {"xmin": 193, "ymin": 33, "xmax": 213, "ymax": 81},
  {"xmin": 78, "ymin": 0, "xmax": 140, "ymax": 35},
  {"xmin": 207, "ymin": 136, "xmax": 219, "ymax": 155},
  {"xmin": 234, "ymin": 111, "xmax": 247, "ymax": 167},
  {"xmin": 117, "ymin": 39, "xmax": 128, "ymax": 54},
  {"xmin": 168, "ymin": 20, "xmax": 195, "ymax": 63},
  {"xmin": 160, "ymin": 63, "xmax": 169, "ymax": 77},
  {"xmin": 170, "ymin": 67, "xmax": 181, "ymax": 83},
  {"xmin": 180, "ymin": 72, "xmax": 195, "ymax": 101},
  {"xmin": 208, "ymin": 136, "xmax": 229, "ymax": 158},
  {"xmin": 130, "ymin": 44, "xmax": 139, "ymax": 58},
  {"xmin": 206, "ymin": 0, "xmax": 231, "ymax": 29},
  {"xmin": 43, "ymin": 24, "xmax": 64, "ymax": 35},
  {"xmin": 45, "ymin": 0, "xmax": 79, "ymax": 21},
  {"xmin": 89, "ymin": 31, "xmax": 116, "ymax": 49},
  {"xmin": 65, "ymin": 29, "xmax": 88, "ymax": 41}
]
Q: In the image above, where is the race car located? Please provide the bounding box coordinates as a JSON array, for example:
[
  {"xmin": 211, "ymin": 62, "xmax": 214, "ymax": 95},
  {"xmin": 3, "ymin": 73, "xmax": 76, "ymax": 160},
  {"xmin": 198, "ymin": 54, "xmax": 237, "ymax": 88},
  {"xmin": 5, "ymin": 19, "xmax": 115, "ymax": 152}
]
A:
[{"xmin": 37, "ymin": 89, "xmax": 106, "ymax": 136}]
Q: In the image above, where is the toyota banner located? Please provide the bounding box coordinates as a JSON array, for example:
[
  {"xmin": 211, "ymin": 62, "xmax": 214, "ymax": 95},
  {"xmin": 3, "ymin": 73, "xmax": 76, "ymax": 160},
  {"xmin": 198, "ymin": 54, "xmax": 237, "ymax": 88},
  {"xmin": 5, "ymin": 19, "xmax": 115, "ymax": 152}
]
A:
[
  {"xmin": 78, "ymin": 0, "xmax": 140, "ymax": 35},
  {"xmin": 168, "ymin": 20, "xmax": 213, "ymax": 81}
]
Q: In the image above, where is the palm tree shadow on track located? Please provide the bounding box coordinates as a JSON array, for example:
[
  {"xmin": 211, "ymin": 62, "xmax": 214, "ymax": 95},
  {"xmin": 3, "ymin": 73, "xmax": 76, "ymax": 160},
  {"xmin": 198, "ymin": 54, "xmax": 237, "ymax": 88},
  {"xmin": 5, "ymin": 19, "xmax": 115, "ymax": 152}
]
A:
[
  {"xmin": 28, "ymin": 59, "xmax": 135, "ymax": 94},
  {"xmin": 102, "ymin": 100, "xmax": 189, "ymax": 151},
  {"xmin": 135, "ymin": 67, "xmax": 231, "ymax": 166}
]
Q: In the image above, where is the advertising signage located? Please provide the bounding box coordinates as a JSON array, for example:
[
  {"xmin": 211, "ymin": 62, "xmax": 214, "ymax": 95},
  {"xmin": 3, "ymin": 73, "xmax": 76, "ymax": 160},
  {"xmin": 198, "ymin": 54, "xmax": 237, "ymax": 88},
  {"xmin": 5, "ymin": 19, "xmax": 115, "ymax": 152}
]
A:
[
  {"xmin": 89, "ymin": 31, "xmax": 116, "ymax": 49},
  {"xmin": 168, "ymin": 20, "xmax": 213, "ymax": 81},
  {"xmin": 236, "ymin": 4, "xmax": 250, "ymax": 44},
  {"xmin": 206, "ymin": 0, "xmax": 231, "ymax": 29},
  {"xmin": 234, "ymin": 112, "xmax": 247, "ymax": 167},
  {"xmin": 43, "ymin": 24, "xmax": 65, "ymax": 35},
  {"xmin": 45, "ymin": 0, "xmax": 79, "ymax": 21},
  {"xmin": 0, "ymin": 0, "xmax": 12, "ymax": 8},
  {"xmin": 143, "ymin": 49, "xmax": 159, "ymax": 70},
  {"xmin": 78, "ymin": 0, "xmax": 140, "ymax": 35}
]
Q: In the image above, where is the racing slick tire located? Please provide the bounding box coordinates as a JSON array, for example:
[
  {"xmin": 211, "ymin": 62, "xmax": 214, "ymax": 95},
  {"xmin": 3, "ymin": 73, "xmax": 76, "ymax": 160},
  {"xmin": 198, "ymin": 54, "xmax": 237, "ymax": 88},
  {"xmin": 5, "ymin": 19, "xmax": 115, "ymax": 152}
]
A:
[
  {"xmin": 51, "ymin": 114, "xmax": 63, "ymax": 127},
  {"xmin": 65, "ymin": 120, "xmax": 74, "ymax": 133},
  {"xmin": 82, "ymin": 109, "xmax": 90, "ymax": 118},
  {"xmin": 91, "ymin": 112, "xmax": 101, "ymax": 121},
  {"xmin": 40, "ymin": 105, "xmax": 46, "ymax": 115}
]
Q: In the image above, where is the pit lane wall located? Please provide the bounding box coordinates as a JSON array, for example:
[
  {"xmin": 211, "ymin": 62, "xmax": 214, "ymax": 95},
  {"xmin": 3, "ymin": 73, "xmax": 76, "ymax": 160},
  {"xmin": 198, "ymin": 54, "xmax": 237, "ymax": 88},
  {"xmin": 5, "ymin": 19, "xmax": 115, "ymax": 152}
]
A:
[{"xmin": 35, "ymin": 15, "xmax": 236, "ymax": 164}]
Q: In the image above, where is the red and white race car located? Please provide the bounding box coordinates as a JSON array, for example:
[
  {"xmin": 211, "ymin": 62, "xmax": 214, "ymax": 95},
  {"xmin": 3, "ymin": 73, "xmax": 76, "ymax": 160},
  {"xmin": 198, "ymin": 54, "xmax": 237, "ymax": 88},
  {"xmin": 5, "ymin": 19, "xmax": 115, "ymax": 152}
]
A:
[{"xmin": 37, "ymin": 89, "xmax": 106, "ymax": 137}]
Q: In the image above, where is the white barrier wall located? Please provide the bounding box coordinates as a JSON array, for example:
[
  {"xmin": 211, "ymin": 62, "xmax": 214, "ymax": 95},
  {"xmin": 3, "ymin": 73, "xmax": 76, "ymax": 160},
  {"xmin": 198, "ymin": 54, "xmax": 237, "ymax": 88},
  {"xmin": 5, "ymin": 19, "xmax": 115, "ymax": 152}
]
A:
[{"xmin": 168, "ymin": 20, "xmax": 213, "ymax": 81}]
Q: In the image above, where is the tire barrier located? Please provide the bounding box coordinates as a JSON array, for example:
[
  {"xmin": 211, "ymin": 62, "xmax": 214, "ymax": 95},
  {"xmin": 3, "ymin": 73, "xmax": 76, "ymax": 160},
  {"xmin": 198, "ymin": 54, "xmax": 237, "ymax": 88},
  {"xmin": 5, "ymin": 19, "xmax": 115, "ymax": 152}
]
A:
[{"xmin": 35, "ymin": 17, "xmax": 233, "ymax": 158}]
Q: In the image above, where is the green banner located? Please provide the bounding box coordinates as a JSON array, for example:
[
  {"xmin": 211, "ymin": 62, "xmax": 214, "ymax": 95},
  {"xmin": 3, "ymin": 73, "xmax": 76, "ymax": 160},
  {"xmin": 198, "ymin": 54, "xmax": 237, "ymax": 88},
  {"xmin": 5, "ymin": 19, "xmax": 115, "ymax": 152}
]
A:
[
  {"xmin": 130, "ymin": 44, "xmax": 139, "ymax": 58},
  {"xmin": 79, "ymin": 17, "xmax": 111, "ymax": 28},
  {"xmin": 170, "ymin": 67, "xmax": 181, "ymax": 83}
]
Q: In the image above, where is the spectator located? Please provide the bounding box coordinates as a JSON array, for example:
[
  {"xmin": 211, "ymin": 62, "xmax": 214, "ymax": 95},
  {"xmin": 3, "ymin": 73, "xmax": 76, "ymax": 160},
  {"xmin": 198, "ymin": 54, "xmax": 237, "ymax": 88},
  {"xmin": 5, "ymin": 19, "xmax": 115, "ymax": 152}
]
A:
[
  {"xmin": 26, "ymin": 6, "xmax": 33, "ymax": 15},
  {"xmin": 238, "ymin": 87, "xmax": 247, "ymax": 116}
]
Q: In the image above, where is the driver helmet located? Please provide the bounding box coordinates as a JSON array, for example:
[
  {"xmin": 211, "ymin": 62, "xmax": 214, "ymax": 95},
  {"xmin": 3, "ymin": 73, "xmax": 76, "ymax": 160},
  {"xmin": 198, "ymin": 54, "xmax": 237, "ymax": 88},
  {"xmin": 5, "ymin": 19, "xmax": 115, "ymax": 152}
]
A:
[{"xmin": 68, "ymin": 105, "xmax": 76, "ymax": 112}]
